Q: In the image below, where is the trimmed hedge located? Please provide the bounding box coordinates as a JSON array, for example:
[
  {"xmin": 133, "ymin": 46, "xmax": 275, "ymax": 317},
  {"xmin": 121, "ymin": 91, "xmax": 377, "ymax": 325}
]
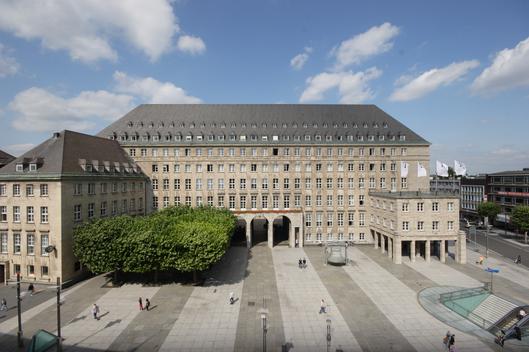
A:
[{"xmin": 73, "ymin": 206, "xmax": 236, "ymax": 275}]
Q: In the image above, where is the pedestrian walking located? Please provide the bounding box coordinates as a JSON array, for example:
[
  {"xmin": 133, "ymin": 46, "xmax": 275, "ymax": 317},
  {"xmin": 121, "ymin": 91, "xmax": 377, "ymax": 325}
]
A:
[
  {"xmin": 138, "ymin": 297, "xmax": 143, "ymax": 311},
  {"xmin": 28, "ymin": 283, "xmax": 35, "ymax": 295},
  {"xmin": 92, "ymin": 303, "xmax": 100, "ymax": 320},
  {"xmin": 229, "ymin": 292, "xmax": 235, "ymax": 305},
  {"xmin": 298, "ymin": 258, "xmax": 302, "ymax": 269},
  {"xmin": 514, "ymin": 255, "xmax": 521, "ymax": 264},
  {"xmin": 0, "ymin": 298, "xmax": 7, "ymax": 311},
  {"xmin": 302, "ymin": 258, "xmax": 307, "ymax": 268},
  {"xmin": 145, "ymin": 298, "xmax": 151, "ymax": 311},
  {"xmin": 448, "ymin": 334, "xmax": 455, "ymax": 352},
  {"xmin": 443, "ymin": 331, "xmax": 451, "ymax": 350},
  {"xmin": 319, "ymin": 299, "xmax": 326, "ymax": 314}
]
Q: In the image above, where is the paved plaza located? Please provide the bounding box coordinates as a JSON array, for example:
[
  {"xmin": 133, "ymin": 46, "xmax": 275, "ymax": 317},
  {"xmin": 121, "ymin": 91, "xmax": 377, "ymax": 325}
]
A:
[{"xmin": 1, "ymin": 243, "xmax": 529, "ymax": 352}]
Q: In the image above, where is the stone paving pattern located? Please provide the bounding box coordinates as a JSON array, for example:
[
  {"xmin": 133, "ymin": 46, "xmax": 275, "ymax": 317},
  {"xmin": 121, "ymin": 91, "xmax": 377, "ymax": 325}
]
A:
[{"xmin": 1, "ymin": 243, "xmax": 529, "ymax": 351}]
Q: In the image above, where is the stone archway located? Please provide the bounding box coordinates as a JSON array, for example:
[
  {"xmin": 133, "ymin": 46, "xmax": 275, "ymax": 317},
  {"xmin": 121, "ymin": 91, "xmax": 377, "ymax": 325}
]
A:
[
  {"xmin": 250, "ymin": 216, "xmax": 269, "ymax": 246},
  {"xmin": 232, "ymin": 218, "xmax": 248, "ymax": 247},
  {"xmin": 272, "ymin": 216, "xmax": 291, "ymax": 246}
]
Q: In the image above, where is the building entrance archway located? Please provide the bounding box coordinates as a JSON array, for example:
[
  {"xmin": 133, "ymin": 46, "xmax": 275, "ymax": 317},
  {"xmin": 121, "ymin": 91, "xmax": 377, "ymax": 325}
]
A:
[
  {"xmin": 273, "ymin": 216, "xmax": 291, "ymax": 246},
  {"xmin": 251, "ymin": 217, "xmax": 269, "ymax": 245},
  {"xmin": 232, "ymin": 218, "xmax": 248, "ymax": 247}
]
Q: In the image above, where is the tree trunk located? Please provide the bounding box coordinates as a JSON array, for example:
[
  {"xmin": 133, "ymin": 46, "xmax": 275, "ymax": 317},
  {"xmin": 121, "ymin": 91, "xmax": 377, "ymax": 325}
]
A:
[{"xmin": 525, "ymin": 231, "xmax": 527, "ymax": 244}]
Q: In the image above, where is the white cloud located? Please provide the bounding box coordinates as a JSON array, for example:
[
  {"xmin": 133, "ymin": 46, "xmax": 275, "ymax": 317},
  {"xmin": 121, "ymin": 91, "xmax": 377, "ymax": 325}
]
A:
[
  {"xmin": 290, "ymin": 47, "xmax": 313, "ymax": 70},
  {"xmin": 1, "ymin": 143, "xmax": 35, "ymax": 157},
  {"xmin": 300, "ymin": 67, "xmax": 382, "ymax": 103},
  {"xmin": 332, "ymin": 22, "xmax": 399, "ymax": 70},
  {"xmin": 471, "ymin": 37, "xmax": 529, "ymax": 94},
  {"xmin": 0, "ymin": 0, "xmax": 178, "ymax": 63},
  {"xmin": 0, "ymin": 43, "xmax": 19, "ymax": 77},
  {"xmin": 177, "ymin": 35, "xmax": 206, "ymax": 55},
  {"xmin": 9, "ymin": 87, "xmax": 135, "ymax": 132},
  {"xmin": 390, "ymin": 60, "xmax": 479, "ymax": 101},
  {"xmin": 113, "ymin": 71, "xmax": 202, "ymax": 104}
]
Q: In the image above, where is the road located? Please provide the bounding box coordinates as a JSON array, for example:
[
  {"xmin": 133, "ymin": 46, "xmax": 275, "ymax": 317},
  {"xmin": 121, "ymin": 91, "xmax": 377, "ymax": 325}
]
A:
[{"xmin": 466, "ymin": 227, "xmax": 529, "ymax": 270}]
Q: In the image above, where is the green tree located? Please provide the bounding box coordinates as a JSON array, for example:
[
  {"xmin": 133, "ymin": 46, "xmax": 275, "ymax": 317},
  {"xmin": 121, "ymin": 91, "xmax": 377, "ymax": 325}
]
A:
[
  {"xmin": 73, "ymin": 206, "xmax": 236, "ymax": 282},
  {"xmin": 477, "ymin": 202, "xmax": 501, "ymax": 226},
  {"xmin": 511, "ymin": 205, "xmax": 529, "ymax": 244},
  {"xmin": 447, "ymin": 166, "xmax": 456, "ymax": 178}
]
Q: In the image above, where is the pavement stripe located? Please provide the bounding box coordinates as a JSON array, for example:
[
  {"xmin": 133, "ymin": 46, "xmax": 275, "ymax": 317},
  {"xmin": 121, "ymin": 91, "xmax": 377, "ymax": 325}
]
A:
[
  {"xmin": 404, "ymin": 258, "xmax": 482, "ymax": 288},
  {"xmin": 345, "ymin": 246, "xmax": 493, "ymax": 352},
  {"xmin": 107, "ymin": 283, "xmax": 195, "ymax": 352},
  {"xmin": 158, "ymin": 247, "xmax": 248, "ymax": 352},
  {"xmin": 273, "ymin": 247, "xmax": 362, "ymax": 352},
  {"xmin": 60, "ymin": 284, "xmax": 160, "ymax": 351},
  {"xmin": 305, "ymin": 246, "xmax": 417, "ymax": 352},
  {"xmin": 234, "ymin": 244, "xmax": 285, "ymax": 352}
]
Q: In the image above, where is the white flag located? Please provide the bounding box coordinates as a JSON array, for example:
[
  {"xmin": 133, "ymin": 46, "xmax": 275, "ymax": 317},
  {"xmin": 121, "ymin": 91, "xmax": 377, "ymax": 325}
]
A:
[
  {"xmin": 417, "ymin": 162, "xmax": 427, "ymax": 177},
  {"xmin": 454, "ymin": 160, "xmax": 467, "ymax": 176},
  {"xmin": 401, "ymin": 161, "xmax": 409, "ymax": 177},
  {"xmin": 436, "ymin": 160, "xmax": 449, "ymax": 177}
]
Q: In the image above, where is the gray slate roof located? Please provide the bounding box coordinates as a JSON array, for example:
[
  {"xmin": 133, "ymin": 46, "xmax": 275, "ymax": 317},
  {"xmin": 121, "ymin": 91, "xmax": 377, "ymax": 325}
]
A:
[
  {"xmin": 98, "ymin": 104, "xmax": 429, "ymax": 145},
  {"xmin": 0, "ymin": 149, "xmax": 15, "ymax": 168},
  {"xmin": 0, "ymin": 130, "xmax": 144, "ymax": 178}
]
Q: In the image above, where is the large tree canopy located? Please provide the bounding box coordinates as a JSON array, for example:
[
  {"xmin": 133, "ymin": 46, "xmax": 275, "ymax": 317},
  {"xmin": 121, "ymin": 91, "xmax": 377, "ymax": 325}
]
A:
[
  {"xmin": 511, "ymin": 205, "xmax": 529, "ymax": 243},
  {"xmin": 477, "ymin": 202, "xmax": 501, "ymax": 223},
  {"xmin": 73, "ymin": 206, "xmax": 237, "ymax": 275}
]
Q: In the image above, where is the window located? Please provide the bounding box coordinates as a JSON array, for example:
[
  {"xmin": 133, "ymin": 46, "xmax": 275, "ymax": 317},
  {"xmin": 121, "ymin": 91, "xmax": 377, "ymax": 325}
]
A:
[
  {"xmin": 432, "ymin": 221, "xmax": 439, "ymax": 231},
  {"xmin": 402, "ymin": 203, "xmax": 409, "ymax": 212},
  {"xmin": 14, "ymin": 233, "xmax": 21, "ymax": 253},
  {"xmin": 13, "ymin": 184, "xmax": 20, "ymax": 196},
  {"xmin": 0, "ymin": 184, "xmax": 6, "ymax": 196},
  {"xmin": 27, "ymin": 206, "xmax": 34, "ymax": 223},
  {"xmin": 40, "ymin": 207, "xmax": 48, "ymax": 223},
  {"xmin": 359, "ymin": 233, "xmax": 365, "ymax": 241},
  {"xmin": 448, "ymin": 202, "xmax": 454, "ymax": 211},
  {"xmin": 74, "ymin": 204, "xmax": 82, "ymax": 221},
  {"xmin": 41, "ymin": 266, "xmax": 49, "ymax": 276},
  {"xmin": 26, "ymin": 184, "xmax": 34, "ymax": 196},
  {"xmin": 348, "ymin": 212, "xmax": 354, "ymax": 226},
  {"xmin": 448, "ymin": 221, "xmax": 454, "ymax": 231},
  {"xmin": 112, "ymin": 200, "xmax": 118, "ymax": 215},
  {"xmin": 401, "ymin": 178, "xmax": 408, "ymax": 189},
  {"xmin": 13, "ymin": 206, "xmax": 20, "ymax": 222},
  {"xmin": 417, "ymin": 221, "xmax": 424, "ymax": 231},
  {"xmin": 27, "ymin": 233, "xmax": 35, "ymax": 255},
  {"xmin": 305, "ymin": 213, "xmax": 312, "ymax": 227},
  {"xmin": 1, "ymin": 232, "xmax": 7, "ymax": 253},
  {"xmin": 359, "ymin": 212, "xmax": 365, "ymax": 226},
  {"xmin": 74, "ymin": 183, "xmax": 82, "ymax": 195},
  {"xmin": 417, "ymin": 202, "xmax": 424, "ymax": 212},
  {"xmin": 0, "ymin": 206, "xmax": 6, "ymax": 222},
  {"xmin": 101, "ymin": 202, "xmax": 107, "ymax": 217},
  {"xmin": 402, "ymin": 221, "xmax": 409, "ymax": 231},
  {"xmin": 38, "ymin": 234, "xmax": 50, "ymax": 257},
  {"xmin": 88, "ymin": 203, "xmax": 95, "ymax": 219},
  {"xmin": 432, "ymin": 202, "xmax": 439, "ymax": 211},
  {"xmin": 337, "ymin": 213, "xmax": 344, "ymax": 227}
]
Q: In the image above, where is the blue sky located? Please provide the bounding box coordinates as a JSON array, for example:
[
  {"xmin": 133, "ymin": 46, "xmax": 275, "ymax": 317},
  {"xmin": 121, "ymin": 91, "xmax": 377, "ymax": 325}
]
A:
[{"xmin": 0, "ymin": 0, "xmax": 528, "ymax": 173}]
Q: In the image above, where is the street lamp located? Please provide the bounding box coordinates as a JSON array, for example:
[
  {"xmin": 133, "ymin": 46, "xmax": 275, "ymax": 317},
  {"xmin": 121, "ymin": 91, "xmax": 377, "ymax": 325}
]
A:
[
  {"xmin": 16, "ymin": 272, "xmax": 23, "ymax": 348},
  {"xmin": 260, "ymin": 312, "xmax": 268, "ymax": 352},
  {"xmin": 326, "ymin": 318, "xmax": 332, "ymax": 352}
]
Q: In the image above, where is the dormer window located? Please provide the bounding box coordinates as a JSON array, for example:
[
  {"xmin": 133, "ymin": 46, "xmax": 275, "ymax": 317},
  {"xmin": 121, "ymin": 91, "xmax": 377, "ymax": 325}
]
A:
[
  {"xmin": 373, "ymin": 123, "xmax": 379, "ymax": 128},
  {"xmin": 343, "ymin": 123, "xmax": 348, "ymax": 128},
  {"xmin": 353, "ymin": 123, "xmax": 358, "ymax": 128},
  {"xmin": 292, "ymin": 123, "xmax": 298, "ymax": 128},
  {"xmin": 303, "ymin": 123, "xmax": 308, "ymax": 128},
  {"xmin": 190, "ymin": 122, "xmax": 195, "ymax": 128},
  {"xmin": 231, "ymin": 122, "xmax": 236, "ymax": 128},
  {"xmin": 240, "ymin": 135, "xmax": 247, "ymax": 141},
  {"xmin": 229, "ymin": 134, "xmax": 236, "ymax": 141},
  {"xmin": 127, "ymin": 121, "xmax": 133, "ymax": 128},
  {"xmin": 283, "ymin": 135, "xmax": 290, "ymax": 141},
  {"xmin": 186, "ymin": 135, "xmax": 193, "ymax": 141},
  {"xmin": 241, "ymin": 123, "xmax": 246, "ymax": 128},
  {"xmin": 379, "ymin": 135, "xmax": 385, "ymax": 141},
  {"xmin": 315, "ymin": 135, "xmax": 322, "ymax": 141},
  {"xmin": 363, "ymin": 123, "xmax": 368, "ymax": 128},
  {"xmin": 179, "ymin": 122, "xmax": 185, "ymax": 128},
  {"xmin": 250, "ymin": 135, "xmax": 257, "ymax": 141},
  {"xmin": 390, "ymin": 135, "xmax": 396, "ymax": 141},
  {"xmin": 282, "ymin": 123, "xmax": 287, "ymax": 128},
  {"xmin": 175, "ymin": 134, "xmax": 182, "ymax": 141},
  {"xmin": 347, "ymin": 135, "xmax": 354, "ymax": 141},
  {"xmin": 323, "ymin": 123, "xmax": 328, "ymax": 128},
  {"xmin": 16, "ymin": 164, "xmax": 23, "ymax": 172},
  {"xmin": 196, "ymin": 134, "xmax": 203, "ymax": 141},
  {"xmin": 170, "ymin": 122, "xmax": 175, "ymax": 128},
  {"xmin": 251, "ymin": 123, "xmax": 257, "ymax": 128},
  {"xmin": 261, "ymin": 123, "xmax": 267, "ymax": 128},
  {"xmin": 200, "ymin": 122, "xmax": 206, "ymax": 128},
  {"xmin": 368, "ymin": 135, "xmax": 375, "ymax": 141},
  {"xmin": 304, "ymin": 135, "xmax": 311, "ymax": 141},
  {"xmin": 272, "ymin": 135, "xmax": 279, "ymax": 141},
  {"xmin": 152, "ymin": 135, "xmax": 160, "ymax": 142},
  {"xmin": 383, "ymin": 122, "xmax": 388, "ymax": 128},
  {"xmin": 400, "ymin": 135, "xmax": 406, "ymax": 141},
  {"xmin": 208, "ymin": 135, "xmax": 214, "ymax": 141},
  {"xmin": 326, "ymin": 135, "xmax": 332, "ymax": 141},
  {"xmin": 333, "ymin": 123, "xmax": 338, "ymax": 128},
  {"xmin": 29, "ymin": 163, "xmax": 37, "ymax": 171},
  {"xmin": 358, "ymin": 135, "xmax": 364, "ymax": 141},
  {"xmin": 262, "ymin": 135, "xmax": 268, "ymax": 141},
  {"xmin": 86, "ymin": 164, "xmax": 93, "ymax": 172},
  {"xmin": 220, "ymin": 123, "xmax": 226, "ymax": 128},
  {"xmin": 218, "ymin": 135, "xmax": 225, "ymax": 141},
  {"xmin": 149, "ymin": 122, "xmax": 154, "ymax": 128},
  {"xmin": 158, "ymin": 122, "xmax": 164, "ymax": 128},
  {"xmin": 210, "ymin": 122, "xmax": 216, "ymax": 128},
  {"xmin": 165, "ymin": 134, "xmax": 172, "ymax": 141},
  {"xmin": 312, "ymin": 123, "xmax": 317, "ymax": 128}
]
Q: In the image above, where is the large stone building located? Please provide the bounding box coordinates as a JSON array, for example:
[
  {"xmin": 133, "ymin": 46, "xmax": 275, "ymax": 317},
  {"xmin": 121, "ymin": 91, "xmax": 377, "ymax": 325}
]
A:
[
  {"xmin": 0, "ymin": 131, "xmax": 148, "ymax": 284},
  {"xmin": 99, "ymin": 104, "xmax": 465, "ymax": 263},
  {"xmin": 486, "ymin": 168, "xmax": 529, "ymax": 227},
  {"xmin": 0, "ymin": 149, "xmax": 15, "ymax": 169},
  {"xmin": 460, "ymin": 176, "xmax": 486, "ymax": 221}
]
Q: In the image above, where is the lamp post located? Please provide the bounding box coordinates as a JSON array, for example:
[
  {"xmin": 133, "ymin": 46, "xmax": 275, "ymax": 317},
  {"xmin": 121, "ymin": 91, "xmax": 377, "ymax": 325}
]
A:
[
  {"xmin": 260, "ymin": 312, "xmax": 268, "ymax": 352},
  {"xmin": 485, "ymin": 267, "xmax": 500, "ymax": 293},
  {"xmin": 57, "ymin": 277, "xmax": 62, "ymax": 351},
  {"xmin": 16, "ymin": 272, "xmax": 23, "ymax": 348},
  {"xmin": 485, "ymin": 216, "xmax": 489, "ymax": 258},
  {"xmin": 326, "ymin": 318, "xmax": 332, "ymax": 352}
]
